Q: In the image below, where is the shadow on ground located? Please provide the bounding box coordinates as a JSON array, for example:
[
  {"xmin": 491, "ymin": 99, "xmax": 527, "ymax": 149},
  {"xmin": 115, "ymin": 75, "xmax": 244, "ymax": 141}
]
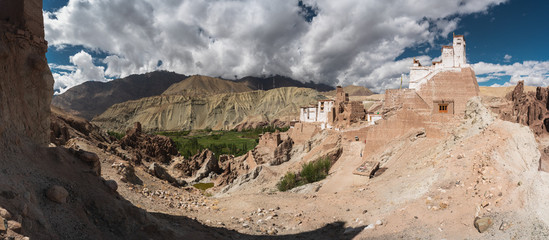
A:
[{"xmin": 151, "ymin": 212, "xmax": 364, "ymax": 240}]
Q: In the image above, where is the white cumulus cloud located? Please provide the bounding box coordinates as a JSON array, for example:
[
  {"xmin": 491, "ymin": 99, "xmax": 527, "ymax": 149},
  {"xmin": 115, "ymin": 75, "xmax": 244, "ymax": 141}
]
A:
[
  {"xmin": 473, "ymin": 61, "xmax": 549, "ymax": 86},
  {"xmin": 51, "ymin": 50, "xmax": 110, "ymax": 94},
  {"xmin": 44, "ymin": 0, "xmax": 507, "ymax": 93}
]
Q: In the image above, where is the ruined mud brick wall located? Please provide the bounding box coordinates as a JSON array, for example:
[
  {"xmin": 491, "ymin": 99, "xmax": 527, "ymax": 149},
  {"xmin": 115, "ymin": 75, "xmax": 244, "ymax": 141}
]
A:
[
  {"xmin": 345, "ymin": 101, "xmax": 366, "ymax": 122},
  {"xmin": 258, "ymin": 131, "xmax": 282, "ymax": 149},
  {"xmin": 415, "ymin": 67, "xmax": 479, "ymax": 116},
  {"xmin": 289, "ymin": 122, "xmax": 319, "ymax": 145},
  {"xmin": 0, "ymin": 0, "xmax": 53, "ymax": 146},
  {"xmin": 335, "ymin": 86, "xmax": 348, "ymax": 103}
]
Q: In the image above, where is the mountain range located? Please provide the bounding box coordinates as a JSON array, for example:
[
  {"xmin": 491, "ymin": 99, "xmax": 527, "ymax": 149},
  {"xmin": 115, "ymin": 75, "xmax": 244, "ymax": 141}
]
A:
[
  {"xmin": 53, "ymin": 72, "xmax": 335, "ymax": 121},
  {"xmin": 52, "ymin": 71, "xmax": 187, "ymax": 120}
]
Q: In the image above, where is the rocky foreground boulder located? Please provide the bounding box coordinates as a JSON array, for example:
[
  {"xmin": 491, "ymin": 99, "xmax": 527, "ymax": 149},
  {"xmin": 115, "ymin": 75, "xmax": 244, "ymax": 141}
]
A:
[
  {"xmin": 50, "ymin": 106, "xmax": 112, "ymax": 146},
  {"xmin": 119, "ymin": 122, "xmax": 179, "ymax": 164}
]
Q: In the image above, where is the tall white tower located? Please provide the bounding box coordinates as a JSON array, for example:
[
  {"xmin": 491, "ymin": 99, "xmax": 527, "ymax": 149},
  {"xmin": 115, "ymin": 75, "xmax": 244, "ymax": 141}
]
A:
[{"xmin": 453, "ymin": 34, "xmax": 466, "ymax": 67}]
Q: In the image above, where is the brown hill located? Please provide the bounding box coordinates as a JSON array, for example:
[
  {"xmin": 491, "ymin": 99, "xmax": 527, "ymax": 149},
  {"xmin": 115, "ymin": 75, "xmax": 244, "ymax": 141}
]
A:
[
  {"xmin": 323, "ymin": 85, "xmax": 374, "ymax": 97},
  {"xmin": 238, "ymin": 75, "xmax": 335, "ymax": 91},
  {"xmin": 52, "ymin": 71, "xmax": 187, "ymax": 120},
  {"xmin": 92, "ymin": 87, "xmax": 326, "ymax": 132},
  {"xmin": 162, "ymin": 75, "xmax": 252, "ymax": 96}
]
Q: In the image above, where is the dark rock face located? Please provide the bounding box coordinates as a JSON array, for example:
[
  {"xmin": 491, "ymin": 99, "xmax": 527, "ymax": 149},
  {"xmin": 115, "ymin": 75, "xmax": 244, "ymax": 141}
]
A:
[
  {"xmin": 501, "ymin": 81, "xmax": 549, "ymax": 135},
  {"xmin": 172, "ymin": 149, "xmax": 221, "ymax": 180},
  {"xmin": 148, "ymin": 163, "xmax": 186, "ymax": 187},
  {"xmin": 50, "ymin": 107, "xmax": 112, "ymax": 146},
  {"xmin": 234, "ymin": 119, "xmax": 289, "ymax": 131},
  {"xmin": 119, "ymin": 122, "xmax": 179, "ymax": 164},
  {"xmin": 0, "ymin": 0, "xmax": 53, "ymax": 146},
  {"xmin": 272, "ymin": 138, "xmax": 293, "ymax": 166}
]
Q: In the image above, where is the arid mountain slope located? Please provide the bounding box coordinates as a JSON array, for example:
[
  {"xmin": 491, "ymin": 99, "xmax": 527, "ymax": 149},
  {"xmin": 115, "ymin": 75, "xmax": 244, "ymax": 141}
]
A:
[
  {"xmin": 162, "ymin": 75, "xmax": 252, "ymax": 96},
  {"xmin": 92, "ymin": 87, "xmax": 325, "ymax": 132},
  {"xmin": 324, "ymin": 85, "xmax": 374, "ymax": 97},
  {"xmin": 52, "ymin": 71, "xmax": 187, "ymax": 120},
  {"xmin": 238, "ymin": 75, "xmax": 334, "ymax": 92}
]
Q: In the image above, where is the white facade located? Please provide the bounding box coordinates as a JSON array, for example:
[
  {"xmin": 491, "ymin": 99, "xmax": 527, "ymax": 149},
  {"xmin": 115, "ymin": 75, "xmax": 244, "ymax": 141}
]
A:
[
  {"xmin": 366, "ymin": 113, "xmax": 382, "ymax": 125},
  {"xmin": 409, "ymin": 35, "xmax": 469, "ymax": 90},
  {"xmin": 299, "ymin": 100, "xmax": 335, "ymax": 129},
  {"xmin": 316, "ymin": 100, "xmax": 334, "ymax": 123},
  {"xmin": 300, "ymin": 106, "xmax": 317, "ymax": 122}
]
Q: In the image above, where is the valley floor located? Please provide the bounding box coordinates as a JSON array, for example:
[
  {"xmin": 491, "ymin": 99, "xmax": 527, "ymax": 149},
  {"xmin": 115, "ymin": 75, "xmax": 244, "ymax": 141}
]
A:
[{"xmin": 93, "ymin": 101, "xmax": 549, "ymax": 239}]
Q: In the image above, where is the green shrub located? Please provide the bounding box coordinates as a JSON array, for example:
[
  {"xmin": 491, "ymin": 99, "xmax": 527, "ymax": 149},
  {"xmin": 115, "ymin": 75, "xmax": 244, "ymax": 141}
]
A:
[
  {"xmin": 107, "ymin": 131, "xmax": 125, "ymax": 140},
  {"xmin": 277, "ymin": 172, "xmax": 298, "ymax": 191},
  {"xmin": 193, "ymin": 182, "xmax": 214, "ymax": 191},
  {"xmin": 157, "ymin": 130, "xmax": 258, "ymax": 158},
  {"xmin": 277, "ymin": 157, "xmax": 332, "ymax": 192},
  {"xmin": 300, "ymin": 157, "xmax": 331, "ymax": 183}
]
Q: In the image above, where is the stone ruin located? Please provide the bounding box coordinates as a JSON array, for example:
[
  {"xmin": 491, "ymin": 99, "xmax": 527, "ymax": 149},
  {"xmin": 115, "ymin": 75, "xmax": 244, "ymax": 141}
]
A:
[
  {"xmin": 299, "ymin": 86, "xmax": 367, "ymax": 129},
  {"xmin": 385, "ymin": 34, "xmax": 479, "ymax": 117},
  {"xmin": 254, "ymin": 130, "xmax": 294, "ymax": 166}
]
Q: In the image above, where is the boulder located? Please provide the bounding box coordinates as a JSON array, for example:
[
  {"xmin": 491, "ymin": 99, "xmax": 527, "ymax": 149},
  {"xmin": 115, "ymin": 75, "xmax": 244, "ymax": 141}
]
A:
[
  {"xmin": 46, "ymin": 185, "xmax": 69, "ymax": 204},
  {"xmin": 0, "ymin": 207, "xmax": 11, "ymax": 219},
  {"xmin": 76, "ymin": 150, "xmax": 101, "ymax": 176},
  {"xmin": 104, "ymin": 180, "xmax": 118, "ymax": 192},
  {"xmin": 149, "ymin": 163, "xmax": 186, "ymax": 187},
  {"xmin": 474, "ymin": 217, "xmax": 492, "ymax": 233},
  {"xmin": 0, "ymin": 216, "xmax": 6, "ymax": 232},
  {"xmin": 7, "ymin": 220, "xmax": 21, "ymax": 233},
  {"xmin": 192, "ymin": 150, "xmax": 221, "ymax": 182},
  {"xmin": 112, "ymin": 161, "xmax": 140, "ymax": 184}
]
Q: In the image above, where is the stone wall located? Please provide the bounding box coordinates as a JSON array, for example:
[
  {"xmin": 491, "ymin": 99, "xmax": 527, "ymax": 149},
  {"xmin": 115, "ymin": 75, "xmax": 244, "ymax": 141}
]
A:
[
  {"xmin": 384, "ymin": 89, "xmax": 431, "ymax": 115},
  {"xmin": 290, "ymin": 122, "xmax": 319, "ymax": 145},
  {"xmin": 258, "ymin": 131, "xmax": 282, "ymax": 149},
  {"xmin": 0, "ymin": 0, "xmax": 53, "ymax": 146},
  {"xmin": 415, "ymin": 67, "xmax": 479, "ymax": 116}
]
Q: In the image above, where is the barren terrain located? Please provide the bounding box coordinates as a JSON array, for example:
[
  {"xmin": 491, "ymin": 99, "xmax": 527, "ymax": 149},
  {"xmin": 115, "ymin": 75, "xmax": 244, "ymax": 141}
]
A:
[{"xmin": 58, "ymin": 90, "xmax": 549, "ymax": 239}]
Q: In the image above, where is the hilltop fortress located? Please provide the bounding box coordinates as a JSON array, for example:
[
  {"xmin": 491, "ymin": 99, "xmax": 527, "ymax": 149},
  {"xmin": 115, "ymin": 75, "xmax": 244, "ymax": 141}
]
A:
[
  {"xmin": 389, "ymin": 34, "xmax": 479, "ymax": 116},
  {"xmin": 298, "ymin": 34, "xmax": 479, "ymax": 131},
  {"xmin": 294, "ymin": 34, "xmax": 480, "ymax": 175}
]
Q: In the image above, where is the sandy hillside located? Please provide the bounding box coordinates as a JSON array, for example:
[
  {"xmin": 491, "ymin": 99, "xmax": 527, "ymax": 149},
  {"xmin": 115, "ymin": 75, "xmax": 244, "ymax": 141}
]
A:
[
  {"xmin": 162, "ymin": 75, "xmax": 253, "ymax": 96},
  {"xmin": 324, "ymin": 85, "xmax": 374, "ymax": 97},
  {"xmin": 69, "ymin": 96, "xmax": 549, "ymax": 239},
  {"xmin": 92, "ymin": 87, "xmax": 326, "ymax": 132}
]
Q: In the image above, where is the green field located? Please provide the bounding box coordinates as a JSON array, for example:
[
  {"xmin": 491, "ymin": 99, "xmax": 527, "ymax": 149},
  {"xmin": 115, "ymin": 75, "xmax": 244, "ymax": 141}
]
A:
[{"xmin": 157, "ymin": 126, "xmax": 289, "ymax": 158}]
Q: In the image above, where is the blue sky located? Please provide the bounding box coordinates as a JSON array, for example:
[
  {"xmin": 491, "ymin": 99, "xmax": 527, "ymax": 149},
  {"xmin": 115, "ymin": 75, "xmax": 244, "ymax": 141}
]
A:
[{"xmin": 43, "ymin": 0, "xmax": 549, "ymax": 94}]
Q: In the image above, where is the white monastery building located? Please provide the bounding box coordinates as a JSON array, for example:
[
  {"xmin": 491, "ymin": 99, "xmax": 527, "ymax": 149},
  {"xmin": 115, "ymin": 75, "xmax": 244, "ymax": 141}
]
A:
[{"xmin": 409, "ymin": 34, "xmax": 468, "ymax": 90}]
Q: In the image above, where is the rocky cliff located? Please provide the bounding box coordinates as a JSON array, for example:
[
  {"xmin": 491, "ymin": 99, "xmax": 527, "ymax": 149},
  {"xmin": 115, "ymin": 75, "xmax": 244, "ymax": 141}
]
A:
[
  {"xmin": 500, "ymin": 81, "xmax": 549, "ymax": 135},
  {"xmin": 92, "ymin": 87, "xmax": 325, "ymax": 132},
  {"xmin": 0, "ymin": 0, "xmax": 53, "ymax": 146},
  {"xmin": 0, "ymin": 2, "xmax": 225, "ymax": 239}
]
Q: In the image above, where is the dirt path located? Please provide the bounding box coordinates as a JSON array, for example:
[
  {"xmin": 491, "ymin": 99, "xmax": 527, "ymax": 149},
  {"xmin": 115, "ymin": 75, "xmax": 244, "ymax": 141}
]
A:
[{"xmin": 318, "ymin": 140, "xmax": 368, "ymax": 194}]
